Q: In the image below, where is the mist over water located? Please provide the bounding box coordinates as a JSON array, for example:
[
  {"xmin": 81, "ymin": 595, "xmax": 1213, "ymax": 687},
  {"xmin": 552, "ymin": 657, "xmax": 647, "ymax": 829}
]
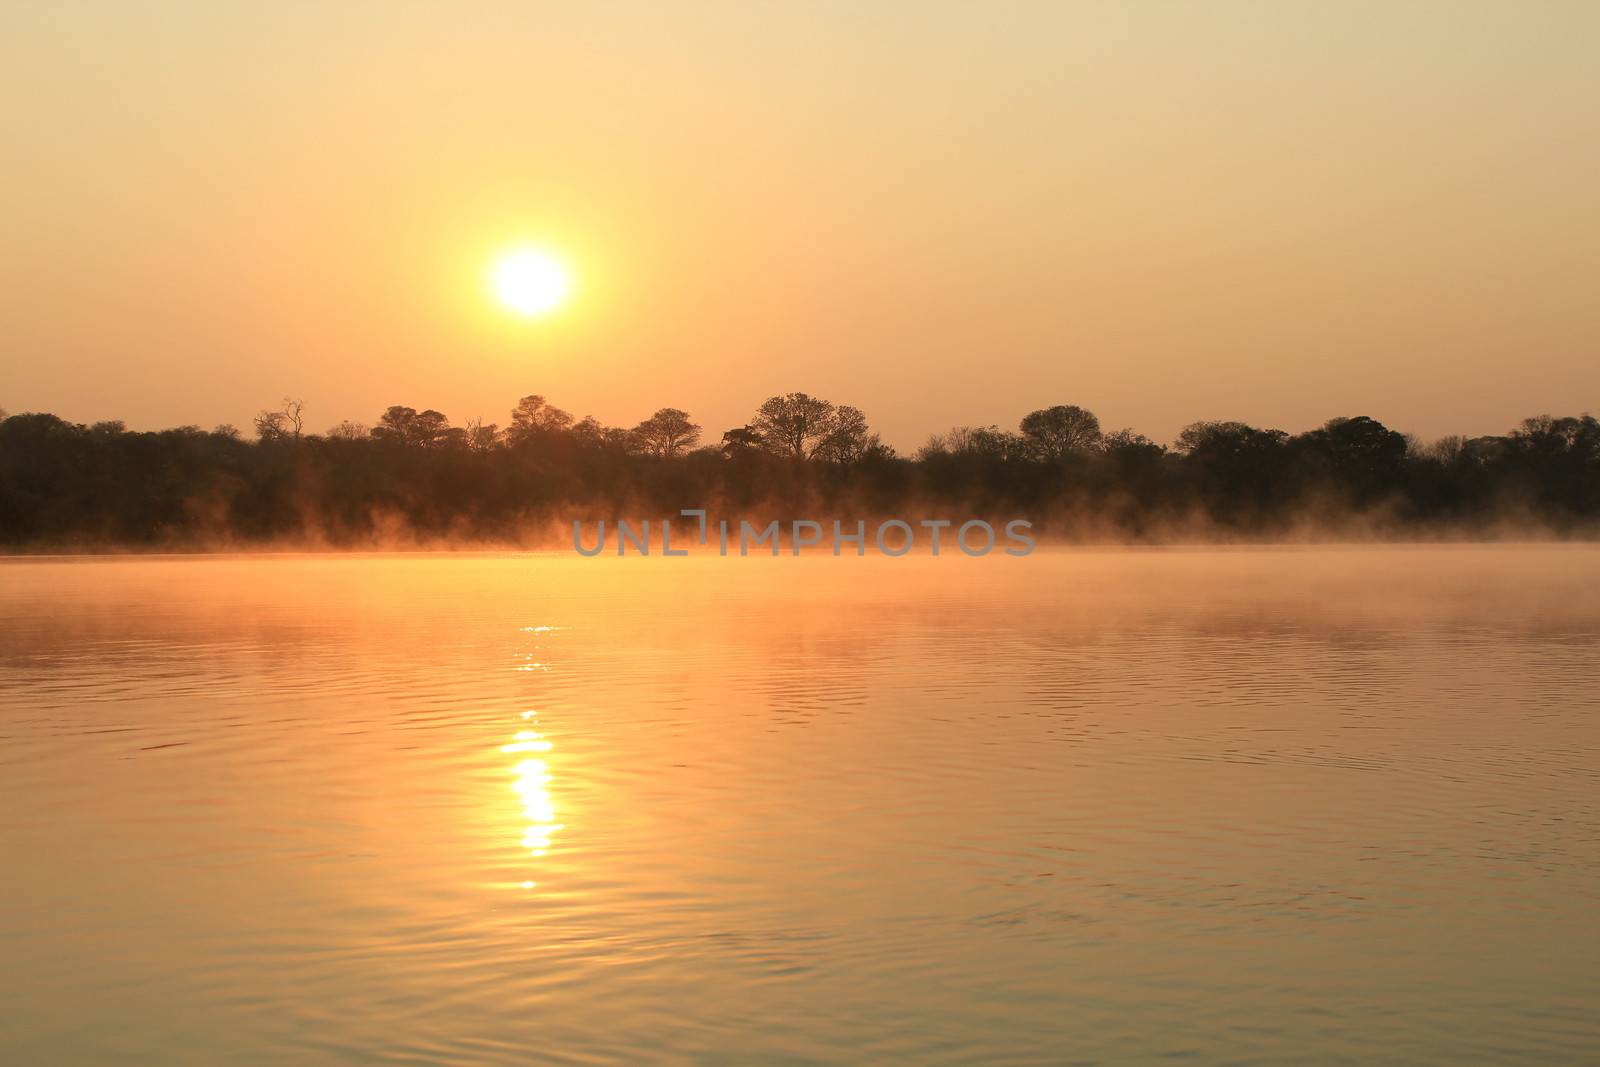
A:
[{"xmin": 2, "ymin": 548, "xmax": 1598, "ymax": 1063}]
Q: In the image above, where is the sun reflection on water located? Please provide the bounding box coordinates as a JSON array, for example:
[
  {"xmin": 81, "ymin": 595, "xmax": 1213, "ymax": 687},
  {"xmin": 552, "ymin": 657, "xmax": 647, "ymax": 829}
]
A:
[{"xmin": 504, "ymin": 712, "xmax": 563, "ymax": 886}]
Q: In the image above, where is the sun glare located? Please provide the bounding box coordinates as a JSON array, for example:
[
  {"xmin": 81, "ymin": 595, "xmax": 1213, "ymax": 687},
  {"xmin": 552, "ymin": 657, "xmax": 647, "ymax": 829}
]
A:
[{"xmin": 490, "ymin": 248, "xmax": 572, "ymax": 317}]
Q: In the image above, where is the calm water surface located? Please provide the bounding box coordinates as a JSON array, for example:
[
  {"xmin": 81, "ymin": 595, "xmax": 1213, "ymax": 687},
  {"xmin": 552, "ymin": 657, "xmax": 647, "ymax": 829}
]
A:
[{"xmin": 1, "ymin": 548, "xmax": 1598, "ymax": 1064}]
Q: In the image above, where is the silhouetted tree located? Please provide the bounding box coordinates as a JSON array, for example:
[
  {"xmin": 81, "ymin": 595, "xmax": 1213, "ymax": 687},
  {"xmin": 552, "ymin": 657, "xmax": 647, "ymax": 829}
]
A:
[
  {"xmin": 253, "ymin": 397, "xmax": 305, "ymax": 441},
  {"xmin": 1175, "ymin": 420, "xmax": 1292, "ymax": 526},
  {"xmin": 1291, "ymin": 416, "xmax": 1408, "ymax": 503},
  {"xmin": 326, "ymin": 420, "xmax": 368, "ymax": 441},
  {"xmin": 254, "ymin": 410, "xmax": 289, "ymax": 441},
  {"xmin": 747, "ymin": 393, "xmax": 883, "ymax": 462},
  {"xmin": 750, "ymin": 393, "xmax": 840, "ymax": 459},
  {"xmin": 1100, "ymin": 428, "xmax": 1165, "ymax": 479},
  {"xmin": 507, "ymin": 395, "xmax": 573, "ymax": 446},
  {"xmin": 721, "ymin": 426, "xmax": 764, "ymax": 459},
  {"xmin": 632, "ymin": 408, "xmax": 701, "ymax": 457},
  {"xmin": 1020, "ymin": 405, "xmax": 1102, "ymax": 459},
  {"xmin": 1174, "ymin": 420, "xmax": 1280, "ymax": 456},
  {"xmin": 462, "ymin": 417, "xmax": 500, "ymax": 453},
  {"xmin": 921, "ymin": 425, "xmax": 1029, "ymax": 462},
  {"xmin": 283, "ymin": 398, "xmax": 305, "ymax": 439},
  {"xmin": 811, "ymin": 405, "xmax": 879, "ymax": 463},
  {"xmin": 370, "ymin": 406, "xmax": 417, "ymax": 446},
  {"xmin": 1503, "ymin": 414, "xmax": 1600, "ymax": 514},
  {"xmin": 412, "ymin": 410, "xmax": 451, "ymax": 448},
  {"xmin": 371, "ymin": 406, "xmax": 453, "ymax": 447},
  {"xmin": 567, "ymin": 415, "xmax": 634, "ymax": 453}
]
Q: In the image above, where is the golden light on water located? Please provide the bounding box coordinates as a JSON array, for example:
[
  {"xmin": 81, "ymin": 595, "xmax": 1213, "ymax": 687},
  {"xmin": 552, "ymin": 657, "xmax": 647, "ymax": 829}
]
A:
[
  {"xmin": 505, "ymin": 716, "xmax": 563, "ymax": 881},
  {"xmin": 489, "ymin": 248, "xmax": 573, "ymax": 317}
]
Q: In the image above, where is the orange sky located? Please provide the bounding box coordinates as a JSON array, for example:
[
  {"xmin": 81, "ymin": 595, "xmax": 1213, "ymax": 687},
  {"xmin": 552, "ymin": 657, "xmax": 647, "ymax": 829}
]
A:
[{"xmin": 2, "ymin": 2, "xmax": 1596, "ymax": 449}]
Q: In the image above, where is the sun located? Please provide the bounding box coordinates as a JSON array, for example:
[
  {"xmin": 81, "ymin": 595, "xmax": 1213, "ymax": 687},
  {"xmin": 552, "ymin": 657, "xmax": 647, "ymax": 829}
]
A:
[{"xmin": 490, "ymin": 248, "xmax": 573, "ymax": 317}]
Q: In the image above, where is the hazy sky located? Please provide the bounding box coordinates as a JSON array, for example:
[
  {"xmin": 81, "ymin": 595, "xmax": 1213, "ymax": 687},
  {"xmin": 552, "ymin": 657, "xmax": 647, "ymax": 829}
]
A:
[{"xmin": 3, "ymin": 1, "xmax": 1596, "ymax": 448}]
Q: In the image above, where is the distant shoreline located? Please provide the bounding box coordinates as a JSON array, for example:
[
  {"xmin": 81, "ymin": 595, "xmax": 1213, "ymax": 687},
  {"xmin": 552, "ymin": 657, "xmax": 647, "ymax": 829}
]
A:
[
  {"xmin": 4, "ymin": 399, "xmax": 1597, "ymax": 549},
  {"xmin": 6, "ymin": 535, "xmax": 1600, "ymax": 560}
]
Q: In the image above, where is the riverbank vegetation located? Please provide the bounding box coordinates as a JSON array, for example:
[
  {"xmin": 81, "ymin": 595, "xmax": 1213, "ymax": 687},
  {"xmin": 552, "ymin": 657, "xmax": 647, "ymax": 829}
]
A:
[{"xmin": 1, "ymin": 395, "xmax": 1597, "ymax": 547}]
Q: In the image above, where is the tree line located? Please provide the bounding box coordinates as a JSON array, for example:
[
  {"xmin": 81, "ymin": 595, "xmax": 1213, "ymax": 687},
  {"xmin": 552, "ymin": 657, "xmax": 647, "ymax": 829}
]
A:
[{"xmin": 1, "ymin": 393, "xmax": 1597, "ymax": 546}]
